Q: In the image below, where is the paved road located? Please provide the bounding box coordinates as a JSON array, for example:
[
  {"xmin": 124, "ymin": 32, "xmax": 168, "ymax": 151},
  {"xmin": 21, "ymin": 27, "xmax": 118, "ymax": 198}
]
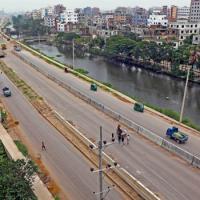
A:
[
  {"xmin": 3, "ymin": 50, "xmax": 200, "ymax": 200},
  {"xmin": 0, "ymin": 70, "xmax": 123, "ymax": 200},
  {"xmin": 15, "ymin": 49, "xmax": 200, "ymax": 155}
]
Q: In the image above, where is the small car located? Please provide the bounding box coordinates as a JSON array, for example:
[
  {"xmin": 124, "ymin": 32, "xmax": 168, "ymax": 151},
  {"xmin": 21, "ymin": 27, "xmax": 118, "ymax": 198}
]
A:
[
  {"xmin": 2, "ymin": 87, "xmax": 11, "ymax": 97},
  {"xmin": 134, "ymin": 102, "xmax": 144, "ymax": 112}
]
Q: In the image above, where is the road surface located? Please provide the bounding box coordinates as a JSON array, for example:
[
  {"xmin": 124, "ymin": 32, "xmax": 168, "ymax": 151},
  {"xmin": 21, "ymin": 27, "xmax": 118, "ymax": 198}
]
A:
[
  {"xmin": 0, "ymin": 69, "xmax": 123, "ymax": 200},
  {"xmin": 2, "ymin": 49, "xmax": 200, "ymax": 200}
]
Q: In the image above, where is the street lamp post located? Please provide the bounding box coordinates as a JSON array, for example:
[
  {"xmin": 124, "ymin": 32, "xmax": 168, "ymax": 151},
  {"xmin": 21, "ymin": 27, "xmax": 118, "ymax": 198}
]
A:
[{"xmin": 179, "ymin": 66, "xmax": 190, "ymax": 123}]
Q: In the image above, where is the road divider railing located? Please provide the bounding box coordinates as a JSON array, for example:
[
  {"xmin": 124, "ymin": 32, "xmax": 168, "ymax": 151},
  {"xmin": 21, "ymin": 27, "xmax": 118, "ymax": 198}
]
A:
[
  {"xmin": 12, "ymin": 50, "xmax": 200, "ymax": 169},
  {"xmin": 54, "ymin": 110, "xmax": 161, "ymax": 200}
]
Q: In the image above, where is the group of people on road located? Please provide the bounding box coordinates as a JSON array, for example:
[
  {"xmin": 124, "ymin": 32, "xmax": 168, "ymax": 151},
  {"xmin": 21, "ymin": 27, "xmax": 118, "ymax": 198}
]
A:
[{"xmin": 114, "ymin": 124, "xmax": 130, "ymax": 145}]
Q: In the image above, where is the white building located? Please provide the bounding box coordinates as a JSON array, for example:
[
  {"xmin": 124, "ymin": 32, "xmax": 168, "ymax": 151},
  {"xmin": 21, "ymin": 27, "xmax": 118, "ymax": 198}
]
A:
[
  {"xmin": 60, "ymin": 10, "xmax": 78, "ymax": 24},
  {"xmin": 169, "ymin": 20, "xmax": 200, "ymax": 45},
  {"xmin": 189, "ymin": 0, "xmax": 200, "ymax": 22},
  {"xmin": 147, "ymin": 14, "xmax": 168, "ymax": 27},
  {"xmin": 44, "ymin": 15, "xmax": 56, "ymax": 27},
  {"xmin": 57, "ymin": 22, "xmax": 66, "ymax": 32},
  {"xmin": 177, "ymin": 6, "xmax": 190, "ymax": 20}
]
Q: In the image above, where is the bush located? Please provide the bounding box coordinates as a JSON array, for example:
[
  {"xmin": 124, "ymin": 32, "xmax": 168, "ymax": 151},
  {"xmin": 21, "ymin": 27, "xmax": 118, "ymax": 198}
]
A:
[{"xmin": 14, "ymin": 140, "xmax": 28, "ymax": 157}]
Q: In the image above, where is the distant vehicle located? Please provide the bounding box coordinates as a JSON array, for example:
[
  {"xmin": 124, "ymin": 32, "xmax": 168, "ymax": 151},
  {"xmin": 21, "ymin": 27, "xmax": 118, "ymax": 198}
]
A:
[
  {"xmin": 90, "ymin": 83, "xmax": 97, "ymax": 91},
  {"xmin": 1, "ymin": 43, "xmax": 6, "ymax": 50},
  {"xmin": 166, "ymin": 127, "xmax": 188, "ymax": 143},
  {"xmin": 2, "ymin": 87, "xmax": 11, "ymax": 97},
  {"xmin": 134, "ymin": 102, "xmax": 144, "ymax": 112}
]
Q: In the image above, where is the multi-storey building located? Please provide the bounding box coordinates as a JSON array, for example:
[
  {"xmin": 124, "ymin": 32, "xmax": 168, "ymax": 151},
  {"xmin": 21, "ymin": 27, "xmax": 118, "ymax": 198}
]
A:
[
  {"xmin": 189, "ymin": 0, "xmax": 200, "ymax": 22},
  {"xmin": 147, "ymin": 13, "xmax": 168, "ymax": 27},
  {"xmin": 60, "ymin": 10, "xmax": 78, "ymax": 24},
  {"xmin": 169, "ymin": 20, "xmax": 200, "ymax": 44},
  {"xmin": 41, "ymin": 7, "xmax": 54, "ymax": 18},
  {"xmin": 132, "ymin": 7, "xmax": 148, "ymax": 26},
  {"xmin": 177, "ymin": 6, "xmax": 190, "ymax": 20},
  {"xmin": 114, "ymin": 11, "xmax": 126, "ymax": 24},
  {"xmin": 162, "ymin": 6, "xmax": 168, "ymax": 16},
  {"xmin": 83, "ymin": 7, "xmax": 92, "ymax": 16},
  {"xmin": 169, "ymin": 5, "xmax": 178, "ymax": 22},
  {"xmin": 44, "ymin": 15, "xmax": 56, "ymax": 27}
]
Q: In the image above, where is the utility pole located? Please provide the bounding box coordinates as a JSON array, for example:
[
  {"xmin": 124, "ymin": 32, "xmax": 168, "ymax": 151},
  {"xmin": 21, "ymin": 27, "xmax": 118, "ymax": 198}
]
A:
[
  {"xmin": 72, "ymin": 39, "xmax": 74, "ymax": 69},
  {"xmin": 179, "ymin": 67, "xmax": 190, "ymax": 123},
  {"xmin": 90, "ymin": 126, "xmax": 117, "ymax": 200}
]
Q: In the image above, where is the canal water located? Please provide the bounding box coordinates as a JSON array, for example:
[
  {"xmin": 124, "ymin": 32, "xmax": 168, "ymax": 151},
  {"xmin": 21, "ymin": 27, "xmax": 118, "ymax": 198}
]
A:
[{"xmin": 31, "ymin": 43, "xmax": 200, "ymax": 125}]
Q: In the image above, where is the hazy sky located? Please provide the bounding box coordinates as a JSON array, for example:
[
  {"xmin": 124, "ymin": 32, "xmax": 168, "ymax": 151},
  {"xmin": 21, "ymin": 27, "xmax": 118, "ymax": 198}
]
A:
[{"xmin": 0, "ymin": 0, "xmax": 191, "ymax": 12}]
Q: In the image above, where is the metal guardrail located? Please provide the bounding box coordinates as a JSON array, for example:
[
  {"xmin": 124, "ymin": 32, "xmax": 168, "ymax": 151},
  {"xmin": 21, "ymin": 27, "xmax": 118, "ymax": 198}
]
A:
[{"xmin": 13, "ymin": 51, "xmax": 200, "ymax": 169}]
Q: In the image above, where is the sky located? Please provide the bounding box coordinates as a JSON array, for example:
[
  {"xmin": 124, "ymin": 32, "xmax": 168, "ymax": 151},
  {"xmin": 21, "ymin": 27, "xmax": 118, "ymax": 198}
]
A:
[{"xmin": 0, "ymin": 0, "xmax": 191, "ymax": 13}]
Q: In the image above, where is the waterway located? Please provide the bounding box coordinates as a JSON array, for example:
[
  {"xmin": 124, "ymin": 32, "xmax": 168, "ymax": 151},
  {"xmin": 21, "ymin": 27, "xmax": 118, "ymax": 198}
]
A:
[{"xmin": 31, "ymin": 43, "xmax": 200, "ymax": 125}]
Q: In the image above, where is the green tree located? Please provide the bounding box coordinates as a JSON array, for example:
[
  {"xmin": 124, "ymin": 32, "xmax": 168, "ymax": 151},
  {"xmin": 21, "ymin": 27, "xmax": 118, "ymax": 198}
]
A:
[{"xmin": 0, "ymin": 142, "xmax": 37, "ymax": 200}]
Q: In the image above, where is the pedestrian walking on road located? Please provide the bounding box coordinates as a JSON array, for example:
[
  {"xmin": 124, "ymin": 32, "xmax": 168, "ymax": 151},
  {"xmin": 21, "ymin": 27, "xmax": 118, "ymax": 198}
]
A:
[
  {"xmin": 126, "ymin": 134, "xmax": 130, "ymax": 145},
  {"xmin": 122, "ymin": 132, "xmax": 126, "ymax": 145},
  {"xmin": 42, "ymin": 141, "xmax": 46, "ymax": 151},
  {"xmin": 116, "ymin": 124, "xmax": 122, "ymax": 144},
  {"xmin": 111, "ymin": 133, "xmax": 115, "ymax": 142}
]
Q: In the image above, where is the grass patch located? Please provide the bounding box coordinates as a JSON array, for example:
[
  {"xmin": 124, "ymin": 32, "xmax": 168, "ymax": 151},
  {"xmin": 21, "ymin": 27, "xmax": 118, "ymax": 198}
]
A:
[
  {"xmin": 74, "ymin": 68, "xmax": 89, "ymax": 75},
  {"xmin": 144, "ymin": 102, "xmax": 200, "ymax": 131},
  {"xmin": 0, "ymin": 62, "xmax": 40, "ymax": 102},
  {"xmin": 14, "ymin": 140, "xmax": 28, "ymax": 157}
]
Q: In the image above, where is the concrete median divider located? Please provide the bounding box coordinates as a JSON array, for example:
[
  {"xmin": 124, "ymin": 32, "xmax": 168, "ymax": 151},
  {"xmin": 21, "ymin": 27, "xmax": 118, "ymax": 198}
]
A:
[{"xmin": 12, "ymin": 51, "xmax": 200, "ymax": 169}]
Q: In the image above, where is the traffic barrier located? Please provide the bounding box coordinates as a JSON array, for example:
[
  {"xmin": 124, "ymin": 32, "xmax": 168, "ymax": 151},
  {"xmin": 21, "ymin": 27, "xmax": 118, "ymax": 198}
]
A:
[
  {"xmin": 12, "ymin": 51, "xmax": 200, "ymax": 169},
  {"xmin": 161, "ymin": 140, "xmax": 194, "ymax": 163}
]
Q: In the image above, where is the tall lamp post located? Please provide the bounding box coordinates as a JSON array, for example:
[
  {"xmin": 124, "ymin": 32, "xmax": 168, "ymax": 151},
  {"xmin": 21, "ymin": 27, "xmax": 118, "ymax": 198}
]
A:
[{"xmin": 179, "ymin": 66, "xmax": 191, "ymax": 123}]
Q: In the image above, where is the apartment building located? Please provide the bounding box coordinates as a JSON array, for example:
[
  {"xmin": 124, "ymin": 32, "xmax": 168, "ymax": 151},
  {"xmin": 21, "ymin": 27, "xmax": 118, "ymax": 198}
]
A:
[
  {"xmin": 169, "ymin": 20, "xmax": 200, "ymax": 44},
  {"xmin": 44, "ymin": 15, "xmax": 56, "ymax": 27},
  {"xmin": 148, "ymin": 13, "xmax": 168, "ymax": 27},
  {"xmin": 189, "ymin": 0, "xmax": 200, "ymax": 22},
  {"xmin": 60, "ymin": 10, "xmax": 78, "ymax": 24},
  {"xmin": 177, "ymin": 6, "xmax": 190, "ymax": 20}
]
